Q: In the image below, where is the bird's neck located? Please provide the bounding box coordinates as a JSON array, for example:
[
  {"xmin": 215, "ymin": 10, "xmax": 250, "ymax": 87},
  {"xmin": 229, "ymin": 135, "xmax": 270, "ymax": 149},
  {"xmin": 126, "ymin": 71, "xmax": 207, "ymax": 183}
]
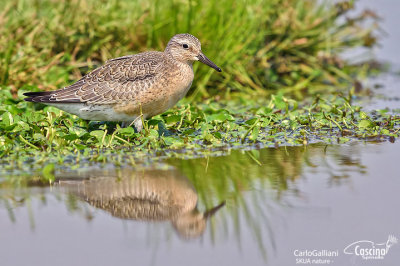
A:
[{"xmin": 165, "ymin": 51, "xmax": 193, "ymax": 71}]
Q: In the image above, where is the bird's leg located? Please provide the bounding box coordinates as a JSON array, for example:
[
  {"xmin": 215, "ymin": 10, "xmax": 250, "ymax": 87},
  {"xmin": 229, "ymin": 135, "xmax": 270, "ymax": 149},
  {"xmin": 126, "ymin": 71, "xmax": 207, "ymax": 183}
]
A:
[
  {"xmin": 134, "ymin": 118, "xmax": 143, "ymax": 133},
  {"xmin": 120, "ymin": 121, "xmax": 129, "ymax": 128},
  {"xmin": 135, "ymin": 103, "xmax": 145, "ymax": 133},
  {"xmin": 121, "ymin": 116, "xmax": 143, "ymax": 132}
]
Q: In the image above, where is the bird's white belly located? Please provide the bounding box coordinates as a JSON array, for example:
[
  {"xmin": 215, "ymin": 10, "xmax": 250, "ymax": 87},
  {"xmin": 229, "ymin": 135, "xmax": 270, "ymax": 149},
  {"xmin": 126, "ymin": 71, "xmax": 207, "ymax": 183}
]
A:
[{"xmin": 47, "ymin": 103, "xmax": 137, "ymax": 122}]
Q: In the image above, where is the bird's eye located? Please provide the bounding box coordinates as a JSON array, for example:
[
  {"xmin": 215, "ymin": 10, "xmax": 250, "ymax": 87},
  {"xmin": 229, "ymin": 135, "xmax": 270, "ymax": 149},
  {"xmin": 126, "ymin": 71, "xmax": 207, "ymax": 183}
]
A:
[{"xmin": 182, "ymin": 43, "xmax": 189, "ymax": 49}]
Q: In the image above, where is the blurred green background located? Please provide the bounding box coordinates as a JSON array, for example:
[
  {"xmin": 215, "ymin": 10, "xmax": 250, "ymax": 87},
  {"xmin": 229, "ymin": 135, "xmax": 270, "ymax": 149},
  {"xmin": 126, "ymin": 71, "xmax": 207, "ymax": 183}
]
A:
[{"xmin": 0, "ymin": 0, "xmax": 378, "ymax": 99}]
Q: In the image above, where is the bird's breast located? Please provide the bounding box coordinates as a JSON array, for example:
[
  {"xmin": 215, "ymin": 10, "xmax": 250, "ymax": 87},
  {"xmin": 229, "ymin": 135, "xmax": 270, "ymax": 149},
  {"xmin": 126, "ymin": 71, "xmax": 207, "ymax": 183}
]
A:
[
  {"xmin": 114, "ymin": 64, "xmax": 194, "ymax": 119},
  {"xmin": 166, "ymin": 64, "xmax": 194, "ymax": 106}
]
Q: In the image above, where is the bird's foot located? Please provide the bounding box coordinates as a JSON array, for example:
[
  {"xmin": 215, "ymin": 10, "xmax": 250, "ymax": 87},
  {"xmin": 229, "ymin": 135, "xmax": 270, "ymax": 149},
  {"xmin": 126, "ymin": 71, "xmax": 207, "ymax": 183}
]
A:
[
  {"xmin": 120, "ymin": 116, "xmax": 143, "ymax": 133},
  {"xmin": 120, "ymin": 121, "xmax": 129, "ymax": 128},
  {"xmin": 133, "ymin": 117, "xmax": 143, "ymax": 133}
]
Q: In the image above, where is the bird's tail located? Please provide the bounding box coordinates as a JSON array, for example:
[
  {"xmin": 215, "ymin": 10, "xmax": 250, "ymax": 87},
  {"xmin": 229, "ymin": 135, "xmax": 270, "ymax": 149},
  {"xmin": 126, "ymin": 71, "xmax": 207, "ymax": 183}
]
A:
[{"xmin": 23, "ymin": 91, "xmax": 53, "ymax": 102}]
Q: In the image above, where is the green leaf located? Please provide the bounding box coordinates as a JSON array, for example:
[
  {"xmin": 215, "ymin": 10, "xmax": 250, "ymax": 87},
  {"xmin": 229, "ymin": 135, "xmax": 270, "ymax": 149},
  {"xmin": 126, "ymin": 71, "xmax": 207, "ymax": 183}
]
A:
[
  {"xmin": 149, "ymin": 129, "xmax": 159, "ymax": 137},
  {"xmin": 207, "ymin": 112, "xmax": 234, "ymax": 123},
  {"xmin": 90, "ymin": 130, "xmax": 105, "ymax": 141},
  {"xmin": 183, "ymin": 128, "xmax": 195, "ymax": 135},
  {"xmin": 1, "ymin": 112, "xmax": 13, "ymax": 127},
  {"xmin": 213, "ymin": 132, "xmax": 222, "ymax": 139},
  {"xmin": 164, "ymin": 115, "xmax": 181, "ymax": 125},
  {"xmin": 250, "ymin": 126, "xmax": 260, "ymax": 140},
  {"xmin": 256, "ymin": 107, "xmax": 273, "ymax": 116},
  {"xmin": 117, "ymin": 127, "xmax": 135, "ymax": 136},
  {"xmin": 360, "ymin": 112, "xmax": 368, "ymax": 119},
  {"xmin": 245, "ymin": 118, "xmax": 258, "ymax": 125},
  {"xmin": 358, "ymin": 119, "xmax": 373, "ymax": 128},
  {"xmin": 162, "ymin": 136, "xmax": 176, "ymax": 146}
]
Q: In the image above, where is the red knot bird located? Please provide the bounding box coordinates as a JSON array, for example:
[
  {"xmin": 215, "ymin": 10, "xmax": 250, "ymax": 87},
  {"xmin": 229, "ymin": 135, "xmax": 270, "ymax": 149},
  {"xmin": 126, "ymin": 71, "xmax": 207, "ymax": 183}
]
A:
[{"xmin": 24, "ymin": 33, "xmax": 221, "ymax": 132}]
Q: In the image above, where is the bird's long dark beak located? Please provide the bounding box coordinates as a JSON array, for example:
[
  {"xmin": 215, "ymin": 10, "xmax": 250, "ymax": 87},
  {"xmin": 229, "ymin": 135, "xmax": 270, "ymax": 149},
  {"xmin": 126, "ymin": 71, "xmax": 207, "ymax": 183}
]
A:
[
  {"xmin": 197, "ymin": 52, "xmax": 222, "ymax": 72},
  {"xmin": 203, "ymin": 201, "xmax": 226, "ymax": 218}
]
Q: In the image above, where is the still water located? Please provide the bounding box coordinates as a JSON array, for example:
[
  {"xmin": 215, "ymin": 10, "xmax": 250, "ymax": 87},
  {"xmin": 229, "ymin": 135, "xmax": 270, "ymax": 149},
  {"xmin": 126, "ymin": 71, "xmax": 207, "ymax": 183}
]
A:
[{"xmin": 1, "ymin": 141, "xmax": 399, "ymax": 266}]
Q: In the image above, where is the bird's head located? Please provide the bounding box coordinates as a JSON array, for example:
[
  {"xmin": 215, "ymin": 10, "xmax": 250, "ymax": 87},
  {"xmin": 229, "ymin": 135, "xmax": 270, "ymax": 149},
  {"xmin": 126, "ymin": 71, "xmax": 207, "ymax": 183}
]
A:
[{"xmin": 165, "ymin": 33, "xmax": 221, "ymax": 72}]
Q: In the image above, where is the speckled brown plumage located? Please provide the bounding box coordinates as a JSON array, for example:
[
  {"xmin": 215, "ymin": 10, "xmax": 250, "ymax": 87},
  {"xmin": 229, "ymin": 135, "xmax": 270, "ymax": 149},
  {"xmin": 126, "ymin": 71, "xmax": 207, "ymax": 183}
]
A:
[{"xmin": 24, "ymin": 33, "xmax": 221, "ymax": 132}]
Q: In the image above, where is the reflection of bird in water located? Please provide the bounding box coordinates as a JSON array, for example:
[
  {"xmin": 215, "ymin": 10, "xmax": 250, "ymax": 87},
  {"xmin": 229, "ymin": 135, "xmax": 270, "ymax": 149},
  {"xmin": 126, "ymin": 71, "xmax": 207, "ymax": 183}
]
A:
[{"xmin": 56, "ymin": 168, "xmax": 225, "ymax": 239}]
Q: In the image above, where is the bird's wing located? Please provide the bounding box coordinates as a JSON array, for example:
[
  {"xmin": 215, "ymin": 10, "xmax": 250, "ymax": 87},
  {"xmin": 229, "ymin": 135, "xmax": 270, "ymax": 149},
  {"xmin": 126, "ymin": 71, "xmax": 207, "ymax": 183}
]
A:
[{"xmin": 24, "ymin": 52, "xmax": 164, "ymax": 104}]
